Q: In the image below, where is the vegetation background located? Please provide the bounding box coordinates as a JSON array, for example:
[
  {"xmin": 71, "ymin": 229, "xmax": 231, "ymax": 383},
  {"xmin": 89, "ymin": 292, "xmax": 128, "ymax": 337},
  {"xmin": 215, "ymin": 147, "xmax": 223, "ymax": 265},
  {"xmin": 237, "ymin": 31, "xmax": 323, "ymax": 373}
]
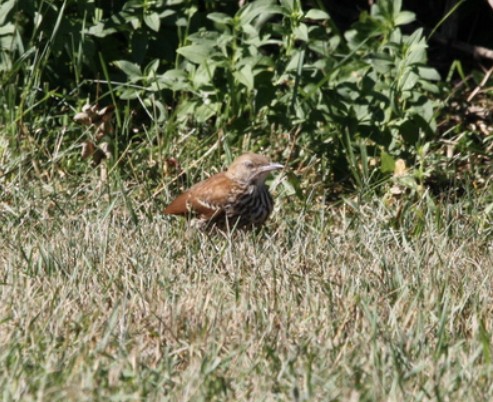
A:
[{"xmin": 1, "ymin": 0, "xmax": 493, "ymax": 400}]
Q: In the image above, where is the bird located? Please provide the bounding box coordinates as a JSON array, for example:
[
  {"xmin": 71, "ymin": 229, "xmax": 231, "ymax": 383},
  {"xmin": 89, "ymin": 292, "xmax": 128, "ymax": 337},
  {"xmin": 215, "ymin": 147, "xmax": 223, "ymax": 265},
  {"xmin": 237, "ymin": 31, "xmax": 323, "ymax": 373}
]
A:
[{"xmin": 164, "ymin": 153, "xmax": 284, "ymax": 230}]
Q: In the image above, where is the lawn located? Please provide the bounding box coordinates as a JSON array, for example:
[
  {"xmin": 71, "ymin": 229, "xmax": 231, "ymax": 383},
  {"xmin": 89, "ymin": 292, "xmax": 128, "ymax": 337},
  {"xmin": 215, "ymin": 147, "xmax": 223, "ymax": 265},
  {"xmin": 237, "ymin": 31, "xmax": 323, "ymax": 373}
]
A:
[
  {"xmin": 2, "ymin": 0, "xmax": 493, "ymax": 400},
  {"xmin": 1, "ymin": 178, "xmax": 492, "ymax": 401}
]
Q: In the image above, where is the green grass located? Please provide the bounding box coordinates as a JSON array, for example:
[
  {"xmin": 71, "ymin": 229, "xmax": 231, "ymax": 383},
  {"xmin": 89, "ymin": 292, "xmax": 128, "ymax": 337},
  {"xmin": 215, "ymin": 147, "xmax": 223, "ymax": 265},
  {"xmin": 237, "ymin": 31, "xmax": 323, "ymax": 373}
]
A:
[{"xmin": 1, "ymin": 176, "xmax": 492, "ymax": 401}]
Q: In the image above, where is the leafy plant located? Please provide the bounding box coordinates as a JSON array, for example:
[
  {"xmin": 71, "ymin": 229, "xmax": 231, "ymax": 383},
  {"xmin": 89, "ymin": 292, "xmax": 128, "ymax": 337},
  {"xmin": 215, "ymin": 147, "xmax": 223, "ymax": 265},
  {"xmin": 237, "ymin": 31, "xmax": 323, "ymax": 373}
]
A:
[
  {"xmin": 110, "ymin": 0, "xmax": 442, "ymax": 189},
  {"xmin": 1, "ymin": 0, "xmax": 445, "ymax": 193}
]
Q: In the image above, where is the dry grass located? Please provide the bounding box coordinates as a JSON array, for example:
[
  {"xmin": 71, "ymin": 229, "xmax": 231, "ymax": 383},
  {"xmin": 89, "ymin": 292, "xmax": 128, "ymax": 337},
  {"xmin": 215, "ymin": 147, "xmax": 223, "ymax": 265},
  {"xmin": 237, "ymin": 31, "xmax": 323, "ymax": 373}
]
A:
[{"xmin": 1, "ymin": 181, "xmax": 493, "ymax": 401}]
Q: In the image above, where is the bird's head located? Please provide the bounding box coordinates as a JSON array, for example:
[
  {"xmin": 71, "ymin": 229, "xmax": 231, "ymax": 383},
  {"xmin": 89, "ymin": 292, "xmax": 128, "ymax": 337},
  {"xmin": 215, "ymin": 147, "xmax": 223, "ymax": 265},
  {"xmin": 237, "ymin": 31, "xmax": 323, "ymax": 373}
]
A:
[{"xmin": 226, "ymin": 153, "xmax": 283, "ymax": 185}]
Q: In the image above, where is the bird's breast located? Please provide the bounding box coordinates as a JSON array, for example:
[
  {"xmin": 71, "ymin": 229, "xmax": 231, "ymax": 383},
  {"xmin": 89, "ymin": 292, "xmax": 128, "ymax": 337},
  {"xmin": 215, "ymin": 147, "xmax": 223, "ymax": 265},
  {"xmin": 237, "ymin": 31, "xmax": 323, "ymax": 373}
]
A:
[{"xmin": 225, "ymin": 184, "xmax": 274, "ymax": 226}]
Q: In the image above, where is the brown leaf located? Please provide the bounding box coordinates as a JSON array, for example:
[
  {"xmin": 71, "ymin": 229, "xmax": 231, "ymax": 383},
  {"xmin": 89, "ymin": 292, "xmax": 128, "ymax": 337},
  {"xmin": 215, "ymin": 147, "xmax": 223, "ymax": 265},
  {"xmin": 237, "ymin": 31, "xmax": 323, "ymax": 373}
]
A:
[
  {"xmin": 74, "ymin": 112, "xmax": 92, "ymax": 126},
  {"xmin": 99, "ymin": 142, "xmax": 112, "ymax": 159},
  {"xmin": 98, "ymin": 105, "xmax": 115, "ymax": 120},
  {"xmin": 393, "ymin": 159, "xmax": 407, "ymax": 177},
  {"xmin": 81, "ymin": 141, "xmax": 96, "ymax": 159},
  {"xmin": 166, "ymin": 157, "xmax": 182, "ymax": 171},
  {"xmin": 91, "ymin": 148, "xmax": 107, "ymax": 167},
  {"xmin": 95, "ymin": 120, "xmax": 114, "ymax": 141}
]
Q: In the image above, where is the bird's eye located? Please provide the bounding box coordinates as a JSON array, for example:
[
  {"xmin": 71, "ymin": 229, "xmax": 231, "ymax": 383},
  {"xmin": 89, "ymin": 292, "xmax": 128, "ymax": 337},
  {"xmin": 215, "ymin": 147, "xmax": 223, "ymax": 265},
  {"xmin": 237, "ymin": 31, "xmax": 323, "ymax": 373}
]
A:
[{"xmin": 244, "ymin": 160, "xmax": 254, "ymax": 169}]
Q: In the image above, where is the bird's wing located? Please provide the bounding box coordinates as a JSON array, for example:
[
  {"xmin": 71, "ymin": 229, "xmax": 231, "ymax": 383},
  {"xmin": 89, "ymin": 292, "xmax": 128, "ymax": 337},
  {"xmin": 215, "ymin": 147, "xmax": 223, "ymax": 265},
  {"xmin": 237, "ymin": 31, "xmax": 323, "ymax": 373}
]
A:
[{"xmin": 164, "ymin": 173, "xmax": 238, "ymax": 218}]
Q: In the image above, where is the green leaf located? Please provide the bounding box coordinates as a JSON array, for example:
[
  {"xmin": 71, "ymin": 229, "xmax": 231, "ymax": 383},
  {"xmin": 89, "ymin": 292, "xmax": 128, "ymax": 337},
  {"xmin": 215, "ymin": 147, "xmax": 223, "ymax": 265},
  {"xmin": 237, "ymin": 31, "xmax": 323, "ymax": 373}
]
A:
[
  {"xmin": 418, "ymin": 66, "xmax": 441, "ymax": 81},
  {"xmin": 207, "ymin": 12, "xmax": 233, "ymax": 25},
  {"xmin": 305, "ymin": 9, "xmax": 330, "ymax": 20},
  {"xmin": 160, "ymin": 69, "xmax": 187, "ymax": 80},
  {"xmin": 389, "ymin": 28, "xmax": 403, "ymax": 44},
  {"xmin": 234, "ymin": 65, "xmax": 254, "ymax": 91},
  {"xmin": 193, "ymin": 63, "xmax": 214, "ymax": 88},
  {"xmin": 149, "ymin": 100, "xmax": 167, "ymax": 123},
  {"xmin": 392, "ymin": 0, "xmax": 403, "ymax": 15},
  {"xmin": 371, "ymin": 53, "xmax": 394, "ymax": 74},
  {"xmin": 279, "ymin": 0, "xmax": 294, "ymax": 12},
  {"xmin": 119, "ymin": 88, "xmax": 141, "ymax": 100},
  {"xmin": 144, "ymin": 12, "xmax": 160, "ymax": 32},
  {"xmin": 0, "ymin": 22, "xmax": 15, "ymax": 36},
  {"xmin": 0, "ymin": 0, "xmax": 15, "ymax": 25},
  {"xmin": 286, "ymin": 50, "xmax": 303, "ymax": 71},
  {"xmin": 406, "ymin": 47, "xmax": 426, "ymax": 65},
  {"xmin": 187, "ymin": 31, "xmax": 221, "ymax": 46},
  {"xmin": 293, "ymin": 23, "xmax": 309, "ymax": 42},
  {"xmin": 394, "ymin": 11, "xmax": 415, "ymax": 26},
  {"xmin": 353, "ymin": 104, "xmax": 370, "ymax": 122},
  {"xmin": 400, "ymin": 71, "xmax": 419, "ymax": 91},
  {"xmin": 380, "ymin": 151, "xmax": 395, "ymax": 173},
  {"xmin": 406, "ymin": 28, "xmax": 424, "ymax": 44},
  {"xmin": 144, "ymin": 59, "xmax": 160, "ymax": 76},
  {"xmin": 113, "ymin": 60, "xmax": 142, "ymax": 78},
  {"xmin": 282, "ymin": 172, "xmax": 303, "ymax": 198},
  {"xmin": 240, "ymin": 1, "xmax": 283, "ymax": 26},
  {"xmin": 87, "ymin": 22, "xmax": 117, "ymax": 37},
  {"xmin": 129, "ymin": 16, "xmax": 142, "ymax": 30},
  {"xmin": 177, "ymin": 44, "xmax": 213, "ymax": 64},
  {"xmin": 176, "ymin": 100, "xmax": 197, "ymax": 122},
  {"xmin": 157, "ymin": 69, "xmax": 190, "ymax": 91},
  {"xmin": 242, "ymin": 23, "xmax": 260, "ymax": 39},
  {"xmin": 159, "ymin": 9, "xmax": 176, "ymax": 19},
  {"xmin": 195, "ymin": 102, "xmax": 219, "ymax": 122},
  {"xmin": 419, "ymin": 80, "xmax": 439, "ymax": 94}
]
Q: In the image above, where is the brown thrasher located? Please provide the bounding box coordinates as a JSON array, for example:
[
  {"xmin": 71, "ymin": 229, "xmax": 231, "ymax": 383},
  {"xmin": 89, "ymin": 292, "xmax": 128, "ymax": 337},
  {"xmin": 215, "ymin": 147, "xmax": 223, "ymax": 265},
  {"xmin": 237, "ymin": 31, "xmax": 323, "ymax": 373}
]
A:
[{"xmin": 164, "ymin": 153, "xmax": 283, "ymax": 230}]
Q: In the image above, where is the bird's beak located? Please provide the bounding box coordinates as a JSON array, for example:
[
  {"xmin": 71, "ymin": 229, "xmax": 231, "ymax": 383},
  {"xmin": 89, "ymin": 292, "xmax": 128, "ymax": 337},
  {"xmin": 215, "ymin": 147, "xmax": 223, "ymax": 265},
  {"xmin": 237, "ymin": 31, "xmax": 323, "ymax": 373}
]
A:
[{"xmin": 258, "ymin": 163, "xmax": 284, "ymax": 173}]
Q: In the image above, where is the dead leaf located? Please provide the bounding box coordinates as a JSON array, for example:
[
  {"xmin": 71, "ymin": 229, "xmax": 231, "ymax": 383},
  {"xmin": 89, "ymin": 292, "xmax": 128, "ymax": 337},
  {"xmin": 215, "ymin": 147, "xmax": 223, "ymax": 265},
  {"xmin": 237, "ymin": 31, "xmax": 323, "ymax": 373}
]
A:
[
  {"xmin": 81, "ymin": 141, "xmax": 96, "ymax": 160},
  {"xmin": 74, "ymin": 103, "xmax": 115, "ymax": 165},
  {"xmin": 74, "ymin": 112, "xmax": 92, "ymax": 126},
  {"xmin": 99, "ymin": 142, "xmax": 112, "ymax": 159},
  {"xmin": 393, "ymin": 159, "xmax": 407, "ymax": 177},
  {"xmin": 91, "ymin": 148, "xmax": 107, "ymax": 167}
]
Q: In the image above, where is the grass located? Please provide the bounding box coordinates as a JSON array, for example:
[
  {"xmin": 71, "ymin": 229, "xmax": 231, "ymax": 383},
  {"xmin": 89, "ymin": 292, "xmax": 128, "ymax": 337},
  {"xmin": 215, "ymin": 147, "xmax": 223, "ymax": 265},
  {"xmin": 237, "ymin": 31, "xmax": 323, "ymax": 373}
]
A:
[
  {"xmin": 2, "ymin": 2, "xmax": 493, "ymax": 399},
  {"xmin": 1, "ymin": 173, "xmax": 493, "ymax": 401}
]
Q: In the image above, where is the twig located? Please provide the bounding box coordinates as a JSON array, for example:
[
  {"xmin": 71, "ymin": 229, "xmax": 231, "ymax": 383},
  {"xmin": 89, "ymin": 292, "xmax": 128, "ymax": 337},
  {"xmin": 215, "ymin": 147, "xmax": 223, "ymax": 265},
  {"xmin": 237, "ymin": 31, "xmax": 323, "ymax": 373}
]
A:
[
  {"xmin": 467, "ymin": 66, "xmax": 493, "ymax": 102},
  {"xmin": 433, "ymin": 34, "xmax": 493, "ymax": 61}
]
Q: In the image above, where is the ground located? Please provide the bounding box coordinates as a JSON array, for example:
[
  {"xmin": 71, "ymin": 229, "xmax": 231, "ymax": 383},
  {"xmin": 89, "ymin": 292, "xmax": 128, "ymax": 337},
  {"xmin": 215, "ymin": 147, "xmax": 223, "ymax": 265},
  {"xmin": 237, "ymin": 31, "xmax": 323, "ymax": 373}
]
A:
[{"xmin": 1, "ymin": 182, "xmax": 492, "ymax": 401}]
